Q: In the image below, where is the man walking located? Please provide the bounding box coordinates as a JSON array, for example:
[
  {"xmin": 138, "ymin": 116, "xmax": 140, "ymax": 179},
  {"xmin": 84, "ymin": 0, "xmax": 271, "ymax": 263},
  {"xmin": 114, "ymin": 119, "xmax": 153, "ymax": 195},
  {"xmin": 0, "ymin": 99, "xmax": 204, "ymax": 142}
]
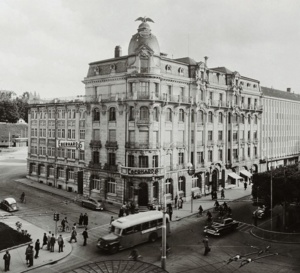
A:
[
  {"xmin": 202, "ymin": 236, "xmax": 210, "ymax": 256},
  {"xmin": 47, "ymin": 231, "xmax": 51, "ymax": 250},
  {"xmin": 28, "ymin": 246, "xmax": 34, "ymax": 267},
  {"xmin": 50, "ymin": 234, "xmax": 56, "ymax": 252},
  {"xmin": 57, "ymin": 234, "xmax": 64, "ymax": 252},
  {"xmin": 3, "ymin": 250, "xmax": 10, "ymax": 272},
  {"xmin": 34, "ymin": 239, "xmax": 40, "ymax": 258},
  {"xmin": 83, "ymin": 213, "xmax": 89, "ymax": 227},
  {"xmin": 69, "ymin": 227, "xmax": 77, "ymax": 243},
  {"xmin": 82, "ymin": 228, "xmax": 88, "ymax": 246}
]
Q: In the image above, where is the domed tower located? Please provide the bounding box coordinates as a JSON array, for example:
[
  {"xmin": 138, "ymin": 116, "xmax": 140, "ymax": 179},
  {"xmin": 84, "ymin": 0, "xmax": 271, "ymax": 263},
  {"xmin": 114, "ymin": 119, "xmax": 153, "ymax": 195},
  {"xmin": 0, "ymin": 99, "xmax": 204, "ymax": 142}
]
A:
[{"xmin": 127, "ymin": 17, "xmax": 161, "ymax": 74}]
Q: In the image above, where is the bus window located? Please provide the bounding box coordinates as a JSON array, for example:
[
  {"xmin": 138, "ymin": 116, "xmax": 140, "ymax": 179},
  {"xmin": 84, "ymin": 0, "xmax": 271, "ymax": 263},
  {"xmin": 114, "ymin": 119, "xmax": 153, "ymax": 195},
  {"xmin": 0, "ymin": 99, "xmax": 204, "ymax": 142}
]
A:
[
  {"xmin": 123, "ymin": 227, "xmax": 134, "ymax": 235},
  {"xmin": 149, "ymin": 220, "xmax": 157, "ymax": 228},
  {"xmin": 157, "ymin": 219, "xmax": 163, "ymax": 226},
  {"xmin": 142, "ymin": 222, "xmax": 149, "ymax": 231},
  {"xmin": 111, "ymin": 226, "xmax": 122, "ymax": 235},
  {"xmin": 133, "ymin": 224, "xmax": 141, "ymax": 233}
]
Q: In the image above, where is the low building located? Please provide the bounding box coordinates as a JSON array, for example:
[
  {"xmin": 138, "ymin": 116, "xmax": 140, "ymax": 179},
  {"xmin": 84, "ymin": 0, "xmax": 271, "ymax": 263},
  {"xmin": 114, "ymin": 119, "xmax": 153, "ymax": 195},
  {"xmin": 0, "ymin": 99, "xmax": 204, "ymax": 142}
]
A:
[{"xmin": 0, "ymin": 122, "xmax": 28, "ymax": 147}]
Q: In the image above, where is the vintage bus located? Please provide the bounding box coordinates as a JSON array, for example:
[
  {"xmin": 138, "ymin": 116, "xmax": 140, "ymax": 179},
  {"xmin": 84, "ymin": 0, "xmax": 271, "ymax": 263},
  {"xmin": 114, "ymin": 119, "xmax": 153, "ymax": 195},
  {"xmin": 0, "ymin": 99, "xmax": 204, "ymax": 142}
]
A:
[{"xmin": 97, "ymin": 211, "xmax": 170, "ymax": 254}]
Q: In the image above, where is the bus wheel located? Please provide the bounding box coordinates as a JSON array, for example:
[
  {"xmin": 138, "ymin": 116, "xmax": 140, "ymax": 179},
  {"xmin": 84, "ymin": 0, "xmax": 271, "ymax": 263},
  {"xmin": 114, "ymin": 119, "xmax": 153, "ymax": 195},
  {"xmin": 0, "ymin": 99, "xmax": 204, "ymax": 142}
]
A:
[
  {"xmin": 149, "ymin": 233, "xmax": 158, "ymax": 242},
  {"xmin": 109, "ymin": 244, "xmax": 119, "ymax": 254}
]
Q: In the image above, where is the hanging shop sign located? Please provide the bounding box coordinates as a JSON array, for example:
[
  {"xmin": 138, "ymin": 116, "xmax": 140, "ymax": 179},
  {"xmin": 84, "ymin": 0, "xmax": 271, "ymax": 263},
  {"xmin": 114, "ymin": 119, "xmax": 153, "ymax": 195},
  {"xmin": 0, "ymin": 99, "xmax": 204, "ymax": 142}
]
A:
[{"xmin": 56, "ymin": 140, "xmax": 84, "ymax": 150}]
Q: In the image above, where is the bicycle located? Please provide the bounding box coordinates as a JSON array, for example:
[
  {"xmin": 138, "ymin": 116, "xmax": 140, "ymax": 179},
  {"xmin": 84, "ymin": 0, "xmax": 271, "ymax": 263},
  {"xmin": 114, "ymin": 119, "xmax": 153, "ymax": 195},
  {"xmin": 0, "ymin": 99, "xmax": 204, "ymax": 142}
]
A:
[{"xmin": 58, "ymin": 224, "xmax": 70, "ymax": 232}]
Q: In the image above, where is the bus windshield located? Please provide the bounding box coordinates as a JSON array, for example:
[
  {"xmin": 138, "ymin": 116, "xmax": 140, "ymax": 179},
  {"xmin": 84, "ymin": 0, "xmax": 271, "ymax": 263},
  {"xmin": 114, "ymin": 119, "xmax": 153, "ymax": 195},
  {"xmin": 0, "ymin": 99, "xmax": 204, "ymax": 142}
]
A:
[{"xmin": 111, "ymin": 225, "xmax": 122, "ymax": 236}]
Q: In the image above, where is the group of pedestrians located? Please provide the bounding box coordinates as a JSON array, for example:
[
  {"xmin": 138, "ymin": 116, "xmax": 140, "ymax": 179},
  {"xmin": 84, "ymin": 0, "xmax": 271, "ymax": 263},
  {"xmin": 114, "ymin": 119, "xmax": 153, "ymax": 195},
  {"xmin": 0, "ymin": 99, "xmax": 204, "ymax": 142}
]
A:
[
  {"xmin": 118, "ymin": 201, "xmax": 137, "ymax": 217},
  {"xmin": 78, "ymin": 213, "xmax": 89, "ymax": 227}
]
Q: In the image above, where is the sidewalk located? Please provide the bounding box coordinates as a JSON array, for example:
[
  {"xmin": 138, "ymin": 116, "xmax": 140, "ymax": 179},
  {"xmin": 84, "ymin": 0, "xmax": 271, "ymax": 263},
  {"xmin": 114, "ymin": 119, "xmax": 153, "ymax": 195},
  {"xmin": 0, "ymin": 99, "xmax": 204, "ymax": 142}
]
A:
[{"xmin": 0, "ymin": 214, "xmax": 72, "ymax": 273}]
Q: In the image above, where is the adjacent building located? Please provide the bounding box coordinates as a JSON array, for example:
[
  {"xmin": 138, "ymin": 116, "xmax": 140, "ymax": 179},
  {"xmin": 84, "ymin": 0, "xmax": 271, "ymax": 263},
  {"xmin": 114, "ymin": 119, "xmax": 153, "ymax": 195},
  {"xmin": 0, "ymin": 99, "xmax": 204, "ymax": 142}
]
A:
[{"xmin": 27, "ymin": 19, "xmax": 264, "ymax": 207}]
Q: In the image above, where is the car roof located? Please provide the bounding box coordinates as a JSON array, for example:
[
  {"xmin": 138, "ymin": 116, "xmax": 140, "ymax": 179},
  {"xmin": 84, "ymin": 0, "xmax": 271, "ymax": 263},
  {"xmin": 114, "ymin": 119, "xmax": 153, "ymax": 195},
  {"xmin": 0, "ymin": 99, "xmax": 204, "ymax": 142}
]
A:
[{"xmin": 4, "ymin": 198, "xmax": 17, "ymax": 204}]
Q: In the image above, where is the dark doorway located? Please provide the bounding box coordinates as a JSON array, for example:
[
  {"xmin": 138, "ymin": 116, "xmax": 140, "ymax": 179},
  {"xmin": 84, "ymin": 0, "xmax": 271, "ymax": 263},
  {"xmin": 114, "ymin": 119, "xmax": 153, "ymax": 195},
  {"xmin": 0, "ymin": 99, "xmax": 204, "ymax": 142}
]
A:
[
  {"xmin": 212, "ymin": 170, "xmax": 218, "ymax": 191},
  {"xmin": 138, "ymin": 182, "xmax": 148, "ymax": 206},
  {"xmin": 77, "ymin": 171, "xmax": 83, "ymax": 194}
]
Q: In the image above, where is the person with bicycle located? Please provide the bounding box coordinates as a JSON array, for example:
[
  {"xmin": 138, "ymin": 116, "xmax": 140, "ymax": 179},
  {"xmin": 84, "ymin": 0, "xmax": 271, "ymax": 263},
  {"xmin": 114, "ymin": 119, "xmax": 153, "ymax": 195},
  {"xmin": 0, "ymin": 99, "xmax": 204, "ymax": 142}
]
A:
[{"xmin": 20, "ymin": 192, "xmax": 25, "ymax": 203}]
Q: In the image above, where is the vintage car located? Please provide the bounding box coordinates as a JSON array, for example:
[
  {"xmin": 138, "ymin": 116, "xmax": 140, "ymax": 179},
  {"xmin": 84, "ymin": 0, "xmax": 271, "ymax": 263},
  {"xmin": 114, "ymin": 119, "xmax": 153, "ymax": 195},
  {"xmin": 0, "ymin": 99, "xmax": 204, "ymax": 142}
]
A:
[
  {"xmin": 252, "ymin": 205, "xmax": 270, "ymax": 219},
  {"xmin": 204, "ymin": 218, "xmax": 239, "ymax": 236},
  {"xmin": 0, "ymin": 198, "xmax": 18, "ymax": 212},
  {"xmin": 82, "ymin": 198, "xmax": 105, "ymax": 211}
]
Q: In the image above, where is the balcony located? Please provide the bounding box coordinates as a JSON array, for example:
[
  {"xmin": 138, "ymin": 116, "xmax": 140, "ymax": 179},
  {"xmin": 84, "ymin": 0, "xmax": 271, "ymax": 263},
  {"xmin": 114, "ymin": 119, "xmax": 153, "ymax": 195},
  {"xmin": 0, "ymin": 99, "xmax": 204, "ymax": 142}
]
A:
[
  {"xmin": 125, "ymin": 142, "xmax": 160, "ymax": 149},
  {"xmin": 105, "ymin": 141, "xmax": 118, "ymax": 149},
  {"xmin": 89, "ymin": 140, "xmax": 102, "ymax": 148},
  {"xmin": 136, "ymin": 118, "xmax": 151, "ymax": 125},
  {"xmin": 88, "ymin": 161, "xmax": 102, "ymax": 169},
  {"xmin": 103, "ymin": 164, "xmax": 118, "ymax": 172},
  {"xmin": 197, "ymin": 141, "xmax": 204, "ymax": 147},
  {"xmin": 176, "ymin": 142, "xmax": 186, "ymax": 149}
]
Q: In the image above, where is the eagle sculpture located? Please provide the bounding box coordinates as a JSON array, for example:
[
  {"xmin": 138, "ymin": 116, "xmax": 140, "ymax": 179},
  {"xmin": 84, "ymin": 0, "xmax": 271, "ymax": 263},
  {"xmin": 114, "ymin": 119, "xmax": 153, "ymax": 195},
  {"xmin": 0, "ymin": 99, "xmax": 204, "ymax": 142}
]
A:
[{"xmin": 135, "ymin": 16, "xmax": 154, "ymax": 23}]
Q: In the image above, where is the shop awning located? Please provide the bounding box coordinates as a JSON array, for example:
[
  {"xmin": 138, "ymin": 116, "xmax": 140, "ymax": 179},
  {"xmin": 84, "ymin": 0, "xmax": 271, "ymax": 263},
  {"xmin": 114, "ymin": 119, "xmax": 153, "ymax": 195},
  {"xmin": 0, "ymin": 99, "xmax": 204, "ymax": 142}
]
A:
[
  {"xmin": 240, "ymin": 170, "xmax": 252, "ymax": 178},
  {"xmin": 228, "ymin": 172, "xmax": 243, "ymax": 180}
]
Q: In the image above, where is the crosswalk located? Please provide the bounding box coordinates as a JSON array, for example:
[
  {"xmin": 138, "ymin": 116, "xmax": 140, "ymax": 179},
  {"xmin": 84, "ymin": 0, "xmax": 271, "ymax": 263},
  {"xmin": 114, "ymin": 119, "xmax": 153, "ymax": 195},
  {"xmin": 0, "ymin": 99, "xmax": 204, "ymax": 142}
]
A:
[{"xmin": 237, "ymin": 222, "xmax": 253, "ymax": 233}]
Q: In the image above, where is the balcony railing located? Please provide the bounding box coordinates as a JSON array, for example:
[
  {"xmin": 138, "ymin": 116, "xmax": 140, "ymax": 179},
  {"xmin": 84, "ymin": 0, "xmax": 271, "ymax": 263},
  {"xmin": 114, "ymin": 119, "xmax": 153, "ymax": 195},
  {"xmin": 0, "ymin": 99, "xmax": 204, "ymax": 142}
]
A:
[
  {"xmin": 197, "ymin": 141, "xmax": 204, "ymax": 147},
  {"xmin": 89, "ymin": 140, "xmax": 102, "ymax": 148},
  {"xmin": 125, "ymin": 142, "xmax": 160, "ymax": 149},
  {"xmin": 105, "ymin": 141, "xmax": 118, "ymax": 149},
  {"xmin": 103, "ymin": 164, "xmax": 118, "ymax": 172},
  {"xmin": 88, "ymin": 162, "xmax": 102, "ymax": 169},
  {"xmin": 176, "ymin": 142, "xmax": 186, "ymax": 148},
  {"xmin": 136, "ymin": 118, "xmax": 151, "ymax": 125}
]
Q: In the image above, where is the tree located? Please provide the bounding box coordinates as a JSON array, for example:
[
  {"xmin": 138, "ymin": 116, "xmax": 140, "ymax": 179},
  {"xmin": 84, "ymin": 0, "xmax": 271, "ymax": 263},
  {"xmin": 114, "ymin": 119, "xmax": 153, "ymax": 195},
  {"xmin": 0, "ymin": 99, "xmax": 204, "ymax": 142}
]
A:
[{"xmin": 0, "ymin": 100, "xmax": 19, "ymax": 123}]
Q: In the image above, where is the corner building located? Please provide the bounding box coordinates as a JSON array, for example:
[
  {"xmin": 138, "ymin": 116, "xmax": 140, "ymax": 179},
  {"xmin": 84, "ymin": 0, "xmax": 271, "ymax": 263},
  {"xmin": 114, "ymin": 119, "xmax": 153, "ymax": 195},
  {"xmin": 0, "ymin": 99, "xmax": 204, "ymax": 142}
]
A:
[{"xmin": 27, "ymin": 20, "xmax": 263, "ymax": 207}]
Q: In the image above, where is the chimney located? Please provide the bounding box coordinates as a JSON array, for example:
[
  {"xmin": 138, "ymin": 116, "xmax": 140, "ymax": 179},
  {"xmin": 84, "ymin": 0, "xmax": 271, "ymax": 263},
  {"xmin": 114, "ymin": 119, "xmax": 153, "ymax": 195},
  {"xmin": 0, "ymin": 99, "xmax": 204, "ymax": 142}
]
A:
[
  {"xmin": 115, "ymin": 46, "xmax": 122, "ymax": 58},
  {"xmin": 287, "ymin": 88, "xmax": 291, "ymax": 93},
  {"xmin": 204, "ymin": 56, "xmax": 208, "ymax": 66}
]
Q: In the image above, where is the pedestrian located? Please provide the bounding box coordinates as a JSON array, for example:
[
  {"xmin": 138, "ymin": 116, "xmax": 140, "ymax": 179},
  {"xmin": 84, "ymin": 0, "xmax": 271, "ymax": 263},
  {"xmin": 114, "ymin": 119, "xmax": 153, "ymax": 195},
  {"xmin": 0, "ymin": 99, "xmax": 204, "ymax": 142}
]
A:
[
  {"xmin": 244, "ymin": 181, "xmax": 247, "ymax": 190},
  {"xmin": 50, "ymin": 234, "xmax": 56, "ymax": 252},
  {"xmin": 174, "ymin": 195, "xmax": 178, "ymax": 208},
  {"xmin": 178, "ymin": 197, "xmax": 183, "ymax": 209},
  {"xmin": 3, "ymin": 250, "xmax": 11, "ymax": 272},
  {"xmin": 28, "ymin": 246, "xmax": 34, "ymax": 267},
  {"xmin": 211, "ymin": 191, "xmax": 214, "ymax": 200},
  {"xmin": 129, "ymin": 201, "xmax": 135, "ymax": 214},
  {"xmin": 83, "ymin": 213, "xmax": 89, "ymax": 227},
  {"xmin": 34, "ymin": 239, "xmax": 40, "ymax": 258},
  {"xmin": 25, "ymin": 244, "xmax": 31, "ymax": 265},
  {"xmin": 202, "ymin": 236, "xmax": 210, "ymax": 255},
  {"xmin": 57, "ymin": 234, "xmax": 64, "ymax": 253},
  {"xmin": 82, "ymin": 228, "xmax": 88, "ymax": 246},
  {"xmin": 198, "ymin": 205, "xmax": 203, "ymax": 216},
  {"xmin": 47, "ymin": 231, "xmax": 51, "ymax": 250},
  {"xmin": 69, "ymin": 227, "xmax": 77, "ymax": 243},
  {"xmin": 221, "ymin": 188, "xmax": 225, "ymax": 199},
  {"xmin": 167, "ymin": 204, "xmax": 173, "ymax": 221},
  {"xmin": 125, "ymin": 203, "xmax": 130, "ymax": 216},
  {"xmin": 61, "ymin": 217, "xmax": 68, "ymax": 232},
  {"xmin": 79, "ymin": 213, "xmax": 84, "ymax": 226},
  {"xmin": 118, "ymin": 206, "xmax": 124, "ymax": 217},
  {"xmin": 41, "ymin": 232, "xmax": 48, "ymax": 249},
  {"xmin": 110, "ymin": 216, "xmax": 114, "ymax": 225},
  {"xmin": 73, "ymin": 223, "xmax": 77, "ymax": 231}
]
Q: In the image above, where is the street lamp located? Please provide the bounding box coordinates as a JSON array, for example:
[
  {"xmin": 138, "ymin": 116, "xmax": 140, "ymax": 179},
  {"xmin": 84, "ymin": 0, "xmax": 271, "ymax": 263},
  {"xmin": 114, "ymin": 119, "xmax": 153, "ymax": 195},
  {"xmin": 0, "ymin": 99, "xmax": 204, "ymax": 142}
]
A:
[{"xmin": 187, "ymin": 163, "xmax": 196, "ymax": 213}]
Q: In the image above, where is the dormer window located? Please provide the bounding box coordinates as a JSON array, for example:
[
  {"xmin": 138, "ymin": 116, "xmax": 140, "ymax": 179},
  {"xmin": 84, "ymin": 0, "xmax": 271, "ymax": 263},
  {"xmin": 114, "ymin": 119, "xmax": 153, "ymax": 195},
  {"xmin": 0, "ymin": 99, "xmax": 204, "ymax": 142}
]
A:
[
  {"xmin": 178, "ymin": 67, "xmax": 184, "ymax": 74},
  {"xmin": 247, "ymin": 83, "xmax": 251, "ymax": 87},
  {"xmin": 165, "ymin": 65, "xmax": 172, "ymax": 72},
  {"xmin": 110, "ymin": 64, "xmax": 116, "ymax": 70},
  {"xmin": 253, "ymin": 84, "xmax": 257, "ymax": 88}
]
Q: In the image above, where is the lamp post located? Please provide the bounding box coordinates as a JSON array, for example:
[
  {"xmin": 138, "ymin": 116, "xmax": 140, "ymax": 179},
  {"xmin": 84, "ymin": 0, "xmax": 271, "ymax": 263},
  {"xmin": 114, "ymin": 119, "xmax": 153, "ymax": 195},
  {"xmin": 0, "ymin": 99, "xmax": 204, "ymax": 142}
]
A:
[{"xmin": 187, "ymin": 163, "xmax": 196, "ymax": 213}]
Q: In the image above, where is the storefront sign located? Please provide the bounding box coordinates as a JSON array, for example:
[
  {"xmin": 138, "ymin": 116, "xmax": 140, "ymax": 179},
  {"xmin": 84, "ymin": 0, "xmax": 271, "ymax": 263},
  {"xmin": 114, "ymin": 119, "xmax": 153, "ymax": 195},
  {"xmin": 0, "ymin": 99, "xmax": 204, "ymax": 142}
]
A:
[
  {"xmin": 56, "ymin": 140, "xmax": 84, "ymax": 150},
  {"xmin": 128, "ymin": 168, "xmax": 159, "ymax": 175}
]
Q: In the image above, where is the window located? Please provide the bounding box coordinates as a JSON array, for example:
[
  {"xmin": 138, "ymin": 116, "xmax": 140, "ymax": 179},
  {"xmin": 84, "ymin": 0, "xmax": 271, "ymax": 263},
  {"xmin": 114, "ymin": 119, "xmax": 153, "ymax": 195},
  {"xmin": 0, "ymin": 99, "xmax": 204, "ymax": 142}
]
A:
[
  {"xmin": 80, "ymin": 130, "xmax": 85, "ymax": 140},
  {"xmin": 93, "ymin": 129, "xmax": 100, "ymax": 140},
  {"xmin": 165, "ymin": 178, "xmax": 173, "ymax": 195},
  {"xmin": 232, "ymin": 114, "xmax": 238, "ymax": 123},
  {"xmin": 248, "ymin": 130, "xmax": 251, "ymax": 140},
  {"xmin": 140, "ymin": 82, "xmax": 148, "ymax": 93},
  {"xmin": 191, "ymin": 130, "xmax": 194, "ymax": 144},
  {"xmin": 107, "ymin": 179, "xmax": 116, "ymax": 194},
  {"xmin": 67, "ymin": 169, "xmax": 74, "ymax": 181},
  {"xmin": 218, "ymin": 149, "xmax": 223, "ymax": 161},
  {"xmin": 93, "ymin": 151, "xmax": 99, "ymax": 164},
  {"xmin": 197, "ymin": 152, "xmax": 204, "ymax": 164},
  {"xmin": 61, "ymin": 129, "xmax": 65, "ymax": 138},
  {"xmin": 152, "ymin": 155, "xmax": 158, "ymax": 167},
  {"xmin": 218, "ymin": 131, "xmax": 223, "ymax": 141},
  {"xmin": 241, "ymin": 115, "xmax": 245, "ymax": 124},
  {"xmin": 155, "ymin": 83, "xmax": 159, "ymax": 97},
  {"xmin": 209, "ymin": 92, "xmax": 213, "ymax": 101},
  {"xmin": 248, "ymin": 115, "xmax": 251, "ymax": 124},
  {"xmin": 71, "ymin": 129, "xmax": 75, "ymax": 139},
  {"xmin": 208, "ymin": 130, "xmax": 213, "ymax": 141},
  {"xmin": 198, "ymin": 111, "xmax": 204, "ymax": 123},
  {"xmin": 128, "ymin": 155, "xmax": 135, "ymax": 167},
  {"xmin": 208, "ymin": 150, "xmax": 213, "ymax": 162},
  {"xmin": 109, "ymin": 107, "xmax": 116, "ymax": 121},
  {"xmin": 140, "ymin": 106, "xmax": 149, "ymax": 120},
  {"xmin": 57, "ymin": 148, "xmax": 65, "ymax": 158},
  {"xmin": 254, "ymin": 146, "xmax": 257, "ymax": 156},
  {"xmin": 153, "ymin": 107, "xmax": 159, "ymax": 121},
  {"xmin": 91, "ymin": 177, "xmax": 101, "ymax": 191},
  {"xmin": 233, "ymin": 148, "xmax": 238, "ymax": 159},
  {"xmin": 248, "ymin": 147, "xmax": 251, "ymax": 157},
  {"xmin": 254, "ymin": 115, "xmax": 258, "ymax": 124},
  {"xmin": 39, "ymin": 165, "xmax": 46, "ymax": 175},
  {"xmin": 139, "ymin": 156, "xmax": 148, "ymax": 168},
  {"xmin": 233, "ymin": 131, "xmax": 238, "ymax": 141},
  {"xmin": 253, "ymin": 131, "xmax": 257, "ymax": 140},
  {"xmin": 248, "ymin": 98, "xmax": 251, "ymax": 106},
  {"xmin": 109, "ymin": 130, "xmax": 116, "ymax": 142},
  {"xmin": 129, "ymin": 82, "xmax": 134, "ymax": 96},
  {"xmin": 218, "ymin": 112, "xmax": 223, "ymax": 123},
  {"xmin": 49, "ymin": 167, "xmax": 54, "ymax": 177},
  {"xmin": 129, "ymin": 106, "xmax": 134, "ymax": 121},
  {"xmin": 219, "ymin": 93, "xmax": 223, "ymax": 102},
  {"xmin": 79, "ymin": 150, "xmax": 85, "ymax": 161},
  {"xmin": 167, "ymin": 85, "xmax": 172, "ymax": 97},
  {"xmin": 180, "ymin": 87, "xmax": 184, "ymax": 97},
  {"xmin": 179, "ymin": 109, "xmax": 184, "ymax": 122},
  {"xmin": 166, "ymin": 108, "xmax": 172, "ymax": 122},
  {"xmin": 68, "ymin": 129, "xmax": 72, "ymax": 139},
  {"xmin": 191, "ymin": 110, "xmax": 195, "ymax": 123},
  {"xmin": 178, "ymin": 153, "xmax": 184, "ymax": 165},
  {"xmin": 71, "ymin": 149, "xmax": 75, "ymax": 159},
  {"xmin": 108, "ymin": 153, "xmax": 116, "ymax": 166},
  {"xmin": 208, "ymin": 112, "xmax": 213, "ymax": 123},
  {"xmin": 58, "ymin": 168, "xmax": 64, "ymax": 179},
  {"xmin": 178, "ymin": 176, "xmax": 185, "ymax": 194},
  {"xmin": 228, "ymin": 113, "xmax": 231, "ymax": 124}
]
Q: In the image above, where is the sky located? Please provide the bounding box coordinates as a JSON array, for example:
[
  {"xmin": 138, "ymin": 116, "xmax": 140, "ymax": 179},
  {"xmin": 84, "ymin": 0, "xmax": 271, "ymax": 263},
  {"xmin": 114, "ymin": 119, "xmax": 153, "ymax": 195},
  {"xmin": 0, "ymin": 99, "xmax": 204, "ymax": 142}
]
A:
[{"xmin": 1, "ymin": 0, "xmax": 300, "ymax": 98}]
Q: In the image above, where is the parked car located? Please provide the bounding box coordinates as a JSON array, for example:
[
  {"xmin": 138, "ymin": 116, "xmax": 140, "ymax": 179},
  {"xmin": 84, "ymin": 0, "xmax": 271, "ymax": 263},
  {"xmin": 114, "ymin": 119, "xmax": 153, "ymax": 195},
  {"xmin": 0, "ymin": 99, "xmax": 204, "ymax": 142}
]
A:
[
  {"xmin": 82, "ymin": 198, "xmax": 104, "ymax": 211},
  {"xmin": 0, "ymin": 198, "xmax": 18, "ymax": 212},
  {"xmin": 253, "ymin": 205, "xmax": 270, "ymax": 219},
  {"xmin": 204, "ymin": 218, "xmax": 239, "ymax": 236}
]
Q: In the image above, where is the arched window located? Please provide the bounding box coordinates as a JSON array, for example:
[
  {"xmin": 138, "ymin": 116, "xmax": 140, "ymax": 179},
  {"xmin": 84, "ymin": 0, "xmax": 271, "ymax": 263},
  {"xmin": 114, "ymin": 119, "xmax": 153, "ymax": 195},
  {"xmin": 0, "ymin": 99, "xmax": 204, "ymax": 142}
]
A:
[
  {"xmin": 254, "ymin": 115, "xmax": 258, "ymax": 124},
  {"xmin": 165, "ymin": 178, "xmax": 173, "ymax": 196},
  {"xmin": 241, "ymin": 114, "xmax": 245, "ymax": 124},
  {"xmin": 232, "ymin": 114, "xmax": 238, "ymax": 123},
  {"xmin": 198, "ymin": 111, "xmax": 204, "ymax": 123},
  {"xmin": 228, "ymin": 113, "xmax": 231, "ymax": 124},
  {"xmin": 166, "ymin": 108, "xmax": 172, "ymax": 122},
  {"xmin": 248, "ymin": 115, "xmax": 251, "ymax": 124},
  {"xmin": 81, "ymin": 111, "xmax": 86, "ymax": 119},
  {"xmin": 153, "ymin": 107, "xmax": 159, "ymax": 122},
  {"xmin": 153, "ymin": 181, "xmax": 159, "ymax": 199},
  {"xmin": 109, "ymin": 107, "xmax": 116, "ymax": 121},
  {"xmin": 218, "ymin": 112, "xmax": 223, "ymax": 123},
  {"xmin": 208, "ymin": 111, "xmax": 213, "ymax": 123},
  {"xmin": 140, "ymin": 106, "xmax": 149, "ymax": 120},
  {"xmin": 93, "ymin": 108, "xmax": 100, "ymax": 121},
  {"xmin": 178, "ymin": 176, "xmax": 186, "ymax": 197},
  {"xmin": 179, "ymin": 109, "xmax": 184, "ymax": 122},
  {"xmin": 191, "ymin": 110, "xmax": 195, "ymax": 123}
]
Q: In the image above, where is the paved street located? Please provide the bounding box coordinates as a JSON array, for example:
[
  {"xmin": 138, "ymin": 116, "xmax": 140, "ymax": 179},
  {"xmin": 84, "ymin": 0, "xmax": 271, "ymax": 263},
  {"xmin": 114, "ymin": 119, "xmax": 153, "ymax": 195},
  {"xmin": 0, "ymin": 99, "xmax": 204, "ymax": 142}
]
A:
[{"xmin": 1, "ymin": 148, "xmax": 300, "ymax": 273}]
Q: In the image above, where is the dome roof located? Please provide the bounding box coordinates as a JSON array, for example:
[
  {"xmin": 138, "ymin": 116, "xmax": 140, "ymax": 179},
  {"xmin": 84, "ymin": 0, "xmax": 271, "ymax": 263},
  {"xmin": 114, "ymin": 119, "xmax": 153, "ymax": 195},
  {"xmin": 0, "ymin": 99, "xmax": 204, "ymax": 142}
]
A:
[{"xmin": 128, "ymin": 22, "xmax": 160, "ymax": 55}]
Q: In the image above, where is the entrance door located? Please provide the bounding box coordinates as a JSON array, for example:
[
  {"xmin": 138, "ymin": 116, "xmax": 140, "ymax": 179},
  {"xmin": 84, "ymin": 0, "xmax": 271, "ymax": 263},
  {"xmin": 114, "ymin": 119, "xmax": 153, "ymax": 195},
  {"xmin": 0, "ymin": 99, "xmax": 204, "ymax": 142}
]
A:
[
  {"xmin": 138, "ymin": 182, "xmax": 148, "ymax": 206},
  {"xmin": 212, "ymin": 170, "xmax": 218, "ymax": 191},
  {"xmin": 77, "ymin": 171, "xmax": 83, "ymax": 194}
]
